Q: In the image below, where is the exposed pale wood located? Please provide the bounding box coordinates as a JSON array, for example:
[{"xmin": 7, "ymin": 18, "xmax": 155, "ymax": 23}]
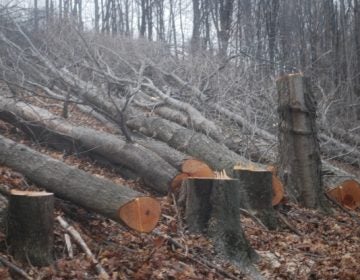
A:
[
  {"xmin": 64, "ymin": 233, "xmax": 74, "ymax": 259},
  {"xmin": 182, "ymin": 159, "xmax": 214, "ymax": 177},
  {"xmin": 326, "ymin": 180, "xmax": 360, "ymax": 210},
  {"xmin": 56, "ymin": 216, "xmax": 109, "ymax": 279},
  {"xmin": 0, "ymin": 135, "xmax": 160, "ymax": 232}
]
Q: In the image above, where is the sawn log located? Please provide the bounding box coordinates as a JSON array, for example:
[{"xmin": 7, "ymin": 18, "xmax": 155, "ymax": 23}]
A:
[{"xmin": 0, "ymin": 135, "xmax": 160, "ymax": 232}]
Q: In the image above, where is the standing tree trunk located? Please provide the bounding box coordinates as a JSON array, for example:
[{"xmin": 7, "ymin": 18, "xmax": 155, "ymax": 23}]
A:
[
  {"xmin": 94, "ymin": 0, "xmax": 100, "ymax": 32},
  {"xmin": 276, "ymin": 73, "xmax": 326, "ymax": 209},
  {"xmin": 191, "ymin": 0, "xmax": 201, "ymax": 53},
  {"xmin": 34, "ymin": 0, "xmax": 39, "ymax": 31},
  {"xmin": 7, "ymin": 190, "xmax": 54, "ymax": 266}
]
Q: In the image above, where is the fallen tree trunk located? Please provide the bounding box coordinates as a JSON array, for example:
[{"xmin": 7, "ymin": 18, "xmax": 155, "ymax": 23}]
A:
[
  {"xmin": 322, "ymin": 163, "xmax": 360, "ymax": 209},
  {"xmin": 0, "ymin": 98, "xmax": 178, "ymax": 194},
  {"xmin": 126, "ymin": 115, "xmax": 287, "ymax": 204},
  {"xmin": 127, "ymin": 115, "xmax": 263, "ymax": 174},
  {"xmin": 0, "ymin": 135, "xmax": 161, "ymax": 232}
]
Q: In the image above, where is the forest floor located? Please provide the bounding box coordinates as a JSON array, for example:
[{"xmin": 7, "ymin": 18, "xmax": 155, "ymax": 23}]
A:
[{"xmin": 0, "ymin": 94, "xmax": 359, "ymax": 279}]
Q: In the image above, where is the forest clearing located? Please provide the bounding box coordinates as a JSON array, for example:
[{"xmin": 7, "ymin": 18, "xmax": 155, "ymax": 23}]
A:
[{"xmin": 0, "ymin": 1, "xmax": 359, "ymax": 279}]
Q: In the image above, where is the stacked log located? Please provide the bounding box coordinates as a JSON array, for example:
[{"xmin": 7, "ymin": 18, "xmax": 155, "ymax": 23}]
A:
[
  {"xmin": 0, "ymin": 135, "xmax": 161, "ymax": 232},
  {"xmin": 0, "ymin": 98, "xmax": 177, "ymax": 194}
]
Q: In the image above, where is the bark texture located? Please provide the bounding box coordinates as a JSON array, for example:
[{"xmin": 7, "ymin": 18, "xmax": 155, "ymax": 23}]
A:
[
  {"xmin": 0, "ymin": 135, "xmax": 160, "ymax": 232},
  {"xmin": 233, "ymin": 170, "xmax": 278, "ymax": 229},
  {"xmin": 7, "ymin": 190, "xmax": 54, "ymax": 266},
  {"xmin": 127, "ymin": 115, "xmax": 266, "ymax": 175},
  {"xmin": 0, "ymin": 98, "xmax": 178, "ymax": 194},
  {"xmin": 277, "ymin": 74, "xmax": 326, "ymax": 209},
  {"xmin": 182, "ymin": 178, "xmax": 258, "ymax": 266}
]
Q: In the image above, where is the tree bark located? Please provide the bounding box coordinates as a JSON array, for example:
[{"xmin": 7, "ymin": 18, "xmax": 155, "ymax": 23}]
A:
[
  {"xmin": 0, "ymin": 135, "xmax": 160, "ymax": 232},
  {"xmin": 7, "ymin": 190, "xmax": 54, "ymax": 266},
  {"xmin": 276, "ymin": 74, "xmax": 327, "ymax": 209},
  {"xmin": 127, "ymin": 115, "xmax": 254, "ymax": 174},
  {"xmin": 182, "ymin": 178, "xmax": 258, "ymax": 266},
  {"xmin": 233, "ymin": 170, "xmax": 278, "ymax": 229},
  {"xmin": 0, "ymin": 98, "xmax": 178, "ymax": 194}
]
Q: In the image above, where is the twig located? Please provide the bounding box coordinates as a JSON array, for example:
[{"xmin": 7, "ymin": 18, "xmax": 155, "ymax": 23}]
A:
[
  {"xmin": 56, "ymin": 216, "xmax": 110, "ymax": 279},
  {"xmin": 276, "ymin": 212, "xmax": 303, "ymax": 236},
  {"xmin": 64, "ymin": 233, "xmax": 74, "ymax": 259},
  {"xmin": 239, "ymin": 208, "xmax": 268, "ymax": 230},
  {"xmin": 0, "ymin": 254, "xmax": 33, "ymax": 280},
  {"xmin": 152, "ymin": 230, "xmax": 239, "ymax": 280}
]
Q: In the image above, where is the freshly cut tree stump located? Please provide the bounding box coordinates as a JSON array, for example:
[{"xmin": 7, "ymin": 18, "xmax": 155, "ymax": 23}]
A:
[
  {"xmin": 182, "ymin": 178, "xmax": 258, "ymax": 266},
  {"xmin": 0, "ymin": 135, "xmax": 160, "ymax": 232},
  {"xmin": 234, "ymin": 164, "xmax": 284, "ymax": 206},
  {"xmin": 7, "ymin": 190, "xmax": 54, "ymax": 266},
  {"xmin": 233, "ymin": 170, "xmax": 278, "ymax": 229}
]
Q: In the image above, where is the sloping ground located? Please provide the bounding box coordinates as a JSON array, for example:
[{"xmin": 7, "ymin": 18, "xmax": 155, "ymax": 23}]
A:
[{"xmin": 0, "ymin": 99, "xmax": 360, "ymax": 279}]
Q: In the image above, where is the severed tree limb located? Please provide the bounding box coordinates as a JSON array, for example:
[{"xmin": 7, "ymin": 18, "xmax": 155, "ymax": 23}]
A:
[
  {"xmin": 56, "ymin": 216, "xmax": 110, "ymax": 279},
  {"xmin": 0, "ymin": 254, "xmax": 33, "ymax": 280},
  {"xmin": 64, "ymin": 233, "xmax": 74, "ymax": 259},
  {"xmin": 239, "ymin": 208, "xmax": 268, "ymax": 230},
  {"xmin": 276, "ymin": 212, "xmax": 303, "ymax": 236}
]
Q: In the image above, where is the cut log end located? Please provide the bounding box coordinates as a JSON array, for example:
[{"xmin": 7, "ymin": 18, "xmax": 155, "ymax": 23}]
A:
[
  {"xmin": 10, "ymin": 190, "xmax": 53, "ymax": 197},
  {"xmin": 181, "ymin": 159, "xmax": 214, "ymax": 178},
  {"xmin": 118, "ymin": 197, "xmax": 161, "ymax": 233},
  {"xmin": 327, "ymin": 180, "xmax": 360, "ymax": 210},
  {"xmin": 171, "ymin": 159, "xmax": 214, "ymax": 192},
  {"xmin": 272, "ymin": 175, "xmax": 284, "ymax": 206},
  {"xmin": 171, "ymin": 173, "xmax": 189, "ymax": 192}
]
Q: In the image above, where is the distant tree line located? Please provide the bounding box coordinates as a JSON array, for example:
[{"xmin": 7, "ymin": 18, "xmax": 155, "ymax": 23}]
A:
[{"xmin": 16, "ymin": 0, "xmax": 360, "ymax": 120}]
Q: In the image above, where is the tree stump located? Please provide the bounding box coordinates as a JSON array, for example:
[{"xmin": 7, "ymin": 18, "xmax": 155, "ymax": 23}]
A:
[
  {"xmin": 182, "ymin": 178, "xmax": 258, "ymax": 266},
  {"xmin": 7, "ymin": 190, "xmax": 54, "ymax": 266},
  {"xmin": 276, "ymin": 73, "xmax": 327, "ymax": 209},
  {"xmin": 233, "ymin": 170, "xmax": 278, "ymax": 229}
]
